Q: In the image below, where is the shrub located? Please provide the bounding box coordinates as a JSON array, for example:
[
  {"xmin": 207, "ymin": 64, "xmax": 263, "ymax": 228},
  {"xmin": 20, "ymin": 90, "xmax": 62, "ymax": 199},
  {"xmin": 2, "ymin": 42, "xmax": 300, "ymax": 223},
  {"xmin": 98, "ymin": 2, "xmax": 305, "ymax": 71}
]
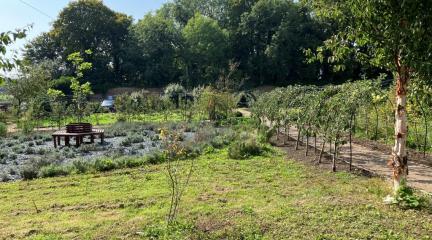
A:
[
  {"xmin": 9, "ymin": 168, "xmax": 16, "ymax": 175},
  {"xmin": 39, "ymin": 165, "xmax": 71, "ymax": 178},
  {"xmin": 0, "ymin": 122, "xmax": 7, "ymax": 137},
  {"xmin": 12, "ymin": 145, "xmax": 24, "ymax": 154},
  {"xmin": 129, "ymin": 134, "xmax": 145, "ymax": 144},
  {"xmin": 116, "ymin": 157, "xmax": 146, "ymax": 168},
  {"xmin": 94, "ymin": 158, "xmax": 116, "ymax": 172},
  {"xmin": 120, "ymin": 138, "xmax": 132, "ymax": 147},
  {"xmin": 0, "ymin": 150, "xmax": 8, "ymax": 161},
  {"xmin": 210, "ymin": 136, "xmax": 227, "ymax": 149},
  {"xmin": 24, "ymin": 147, "xmax": 36, "ymax": 154},
  {"xmin": 19, "ymin": 120, "xmax": 34, "ymax": 135},
  {"xmin": 164, "ymin": 83, "xmax": 186, "ymax": 107},
  {"xmin": 228, "ymin": 138, "xmax": 263, "ymax": 160},
  {"xmin": 20, "ymin": 165, "xmax": 39, "ymax": 180},
  {"xmin": 72, "ymin": 160, "xmax": 91, "ymax": 174},
  {"xmin": 36, "ymin": 148, "xmax": 47, "ymax": 155},
  {"xmin": 195, "ymin": 87, "xmax": 236, "ymax": 121},
  {"xmin": 385, "ymin": 181, "xmax": 427, "ymax": 209},
  {"xmin": 78, "ymin": 143, "xmax": 101, "ymax": 153},
  {"xmin": 146, "ymin": 151, "xmax": 166, "ymax": 165},
  {"xmin": 0, "ymin": 173, "xmax": 11, "ymax": 182},
  {"xmin": 257, "ymin": 126, "xmax": 276, "ymax": 144}
]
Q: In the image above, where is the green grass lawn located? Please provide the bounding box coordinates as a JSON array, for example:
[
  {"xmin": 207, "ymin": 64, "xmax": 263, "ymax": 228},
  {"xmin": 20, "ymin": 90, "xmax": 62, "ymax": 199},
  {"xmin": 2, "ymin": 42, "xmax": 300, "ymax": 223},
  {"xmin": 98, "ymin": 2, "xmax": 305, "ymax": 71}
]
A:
[{"xmin": 1, "ymin": 149, "xmax": 431, "ymax": 239}]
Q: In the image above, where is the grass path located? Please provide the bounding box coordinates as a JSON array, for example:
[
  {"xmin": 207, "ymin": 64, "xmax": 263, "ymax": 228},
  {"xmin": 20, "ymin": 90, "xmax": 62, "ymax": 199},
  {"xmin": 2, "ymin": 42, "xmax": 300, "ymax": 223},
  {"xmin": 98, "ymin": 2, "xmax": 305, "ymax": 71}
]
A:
[{"xmin": 0, "ymin": 149, "xmax": 431, "ymax": 239}]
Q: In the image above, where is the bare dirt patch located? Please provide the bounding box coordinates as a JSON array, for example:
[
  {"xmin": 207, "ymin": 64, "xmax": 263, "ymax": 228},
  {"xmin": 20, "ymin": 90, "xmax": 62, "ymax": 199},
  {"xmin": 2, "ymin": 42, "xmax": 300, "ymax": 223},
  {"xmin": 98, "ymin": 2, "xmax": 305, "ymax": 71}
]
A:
[
  {"xmin": 353, "ymin": 138, "xmax": 432, "ymax": 168},
  {"xmin": 269, "ymin": 134, "xmax": 376, "ymax": 177}
]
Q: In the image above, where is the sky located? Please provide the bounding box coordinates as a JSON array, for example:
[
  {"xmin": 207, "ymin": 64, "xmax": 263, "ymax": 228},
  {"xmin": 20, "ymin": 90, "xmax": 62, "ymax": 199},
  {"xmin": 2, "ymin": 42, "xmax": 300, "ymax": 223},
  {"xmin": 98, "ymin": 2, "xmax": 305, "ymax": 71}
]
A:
[{"xmin": 0, "ymin": 0, "xmax": 170, "ymax": 59}]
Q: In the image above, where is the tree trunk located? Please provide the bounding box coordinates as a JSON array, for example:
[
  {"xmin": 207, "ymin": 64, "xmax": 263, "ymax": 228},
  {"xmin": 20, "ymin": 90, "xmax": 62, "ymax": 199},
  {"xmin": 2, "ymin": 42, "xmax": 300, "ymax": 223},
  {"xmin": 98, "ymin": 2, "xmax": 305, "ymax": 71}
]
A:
[
  {"xmin": 277, "ymin": 125, "xmax": 280, "ymax": 141},
  {"xmin": 305, "ymin": 130, "xmax": 309, "ymax": 156},
  {"xmin": 332, "ymin": 139, "xmax": 337, "ymax": 172},
  {"xmin": 319, "ymin": 140, "xmax": 326, "ymax": 164},
  {"xmin": 296, "ymin": 127, "xmax": 301, "ymax": 150},
  {"xmin": 424, "ymin": 116, "xmax": 428, "ymax": 158},
  {"xmin": 391, "ymin": 63, "xmax": 409, "ymax": 192},
  {"xmin": 314, "ymin": 133, "xmax": 317, "ymax": 154},
  {"xmin": 349, "ymin": 114, "xmax": 354, "ymax": 171}
]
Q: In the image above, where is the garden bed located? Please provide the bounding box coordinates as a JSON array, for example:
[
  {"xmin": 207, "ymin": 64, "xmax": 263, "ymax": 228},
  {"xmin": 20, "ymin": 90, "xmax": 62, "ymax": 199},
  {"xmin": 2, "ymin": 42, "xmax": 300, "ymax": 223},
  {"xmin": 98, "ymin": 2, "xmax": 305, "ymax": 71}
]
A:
[
  {"xmin": 0, "ymin": 121, "xmax": 238, "ymax": 181},
  {"xmin": 0, "ymin": 122, "xmax": 189, "ymax": 181}
]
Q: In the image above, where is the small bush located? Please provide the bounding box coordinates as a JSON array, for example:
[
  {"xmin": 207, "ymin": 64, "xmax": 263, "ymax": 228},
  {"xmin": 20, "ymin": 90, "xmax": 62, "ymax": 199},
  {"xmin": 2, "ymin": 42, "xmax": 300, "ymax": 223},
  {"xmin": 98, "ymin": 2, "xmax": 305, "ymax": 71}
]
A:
[
  {"xmin": 12, "ymin": 145, "xmax": 24, "ymax": 154},
  {"xmin": 0, "ymin": 150, "xmax": 8, "ymax": 160},
  {"xmin": 39, "ymin": 165, "xmax": 71, "ymax": 178},
  {"xmin": 0, "ymin": 122, "xmax": 7, "ymax": 137},
  {"xmin": 257, "ymin": 126, "xmax": 276, "ymax": 144},
  {"xmin": 20, "ymin": 166, "xmax": 39, "ymax": 180},
  {"xmin": 42, "ymin": 134, "xmax": 52, "ymax": 142},
  {"xmin": 78, "ymin": 143, "xmax": 100, "ymax": 153},
  {"xmin": 19, "ymin": 120, "xmax": 34, "ymax": 135},
  {"xmin": 228, "ymin": 138, "xmax": 263, "ymax": 160},
  {"xmin": 94, "ymin": 158, "xmax": 116, "ymax": 172},
  {"xmin": 36, "ymin": 148, "xmax": 47, "ymax": 155},
  {"xmin": 116, "ymin": 157, "xmax": 146, "ymax": 168},
  {"xmin": 120, "ymin": 138, "xmax": 132, "ymax": 147},
  {"xmin": 146, "ymin": 151, "xmax": 166, "ymax": 165},
  {"xmin": 0, "ymin": 173, "xmax": 11, "ymax": 182},
  {"xmin": 130, "ymin": 134, "xmax": 145, "ymax": 143},
  {"xmin": 210, "ymin": 136, "xmax": 227, "ymax": 149},
  {"xmin": 25, "ymin": 147, "xmax": 36, "ymax": 154},
  {"xmin": 72, "ymin": 160, "xmax": 91, "ymax": 174}
]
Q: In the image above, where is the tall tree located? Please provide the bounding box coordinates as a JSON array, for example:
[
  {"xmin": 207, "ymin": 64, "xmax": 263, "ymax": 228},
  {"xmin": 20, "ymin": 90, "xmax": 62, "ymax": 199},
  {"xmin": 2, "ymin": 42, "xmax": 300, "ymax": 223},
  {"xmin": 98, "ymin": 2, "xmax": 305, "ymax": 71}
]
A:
[
  {"xmin": 305, "ymin": 0, "xmax": 432, "ymax": 191},
  {"xmin": 171, "ymin": 0, "xmax": 230, "ymax": 26},
  {"xmin": 25, "ymin": 0, "xmax": 132, "ymax": 91},
  {"xmin": 130, "ymin": 12, "xmax": 182, "ymax": 87},
  {"xmin": 182, "ymin": 13, "xmax": 229, "ymax": 87},
  {"xmin": 239, "ymin": 0, "xmax": 326, "ymax": 86},
  {"xmin": 5, "ymin": 61, "xmax": 54, "ymax": 118}
]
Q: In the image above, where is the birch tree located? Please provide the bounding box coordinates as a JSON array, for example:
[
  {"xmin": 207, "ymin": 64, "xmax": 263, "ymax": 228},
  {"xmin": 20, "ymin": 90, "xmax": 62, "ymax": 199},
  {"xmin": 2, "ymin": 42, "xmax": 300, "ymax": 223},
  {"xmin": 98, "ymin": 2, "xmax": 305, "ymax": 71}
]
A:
[{"xmin": 305, "ymin": 0, "xmax": 432, "ymax": 192}]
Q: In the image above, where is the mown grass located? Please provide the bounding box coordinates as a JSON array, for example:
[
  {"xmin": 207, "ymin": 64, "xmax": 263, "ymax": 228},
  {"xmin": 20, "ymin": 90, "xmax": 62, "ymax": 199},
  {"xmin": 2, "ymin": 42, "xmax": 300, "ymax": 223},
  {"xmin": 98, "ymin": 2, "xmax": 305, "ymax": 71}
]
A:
[{"xmin": 0, "ymin": 149, "xmax": 431, "ymax": 239}]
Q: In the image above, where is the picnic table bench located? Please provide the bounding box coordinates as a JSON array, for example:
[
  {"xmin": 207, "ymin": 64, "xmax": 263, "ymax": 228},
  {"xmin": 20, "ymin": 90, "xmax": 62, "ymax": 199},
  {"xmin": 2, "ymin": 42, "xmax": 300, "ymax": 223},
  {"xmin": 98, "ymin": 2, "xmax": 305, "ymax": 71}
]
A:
[{"xmin": 52, "ymin": 123, "xmax": 104, "ymax": 148}]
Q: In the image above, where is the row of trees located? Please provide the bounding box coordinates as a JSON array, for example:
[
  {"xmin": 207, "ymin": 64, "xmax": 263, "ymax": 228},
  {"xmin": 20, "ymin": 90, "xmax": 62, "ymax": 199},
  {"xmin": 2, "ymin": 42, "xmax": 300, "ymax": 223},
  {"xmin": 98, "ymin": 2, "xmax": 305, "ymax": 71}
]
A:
[
  {"xmin": 253, "ymin": 80, "xmax": 382, "ymax": 172},
  {"xmin": 302, "ymin": 0, "xmax": 432, "ymax": 193},
  {"xmin": 22, "ymin": 0, "xmax": 372, "ymax": 92}
]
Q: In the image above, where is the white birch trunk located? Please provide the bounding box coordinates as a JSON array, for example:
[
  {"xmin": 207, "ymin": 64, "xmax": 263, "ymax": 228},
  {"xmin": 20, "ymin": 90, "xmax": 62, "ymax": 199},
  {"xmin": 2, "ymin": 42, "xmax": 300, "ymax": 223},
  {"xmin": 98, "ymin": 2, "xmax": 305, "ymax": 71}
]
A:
[{"xmin": 391, "ymin": 65, "xmax": 409, "ymax": 192}]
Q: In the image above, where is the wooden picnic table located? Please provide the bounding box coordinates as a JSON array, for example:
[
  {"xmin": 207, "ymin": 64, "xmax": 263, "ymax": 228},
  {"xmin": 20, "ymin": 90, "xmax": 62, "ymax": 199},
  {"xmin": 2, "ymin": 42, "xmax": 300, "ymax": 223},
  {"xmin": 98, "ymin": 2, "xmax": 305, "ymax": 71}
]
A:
[{"xmin": 52, "ymin": 123, "xmax": 104, "ymax": 148}]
